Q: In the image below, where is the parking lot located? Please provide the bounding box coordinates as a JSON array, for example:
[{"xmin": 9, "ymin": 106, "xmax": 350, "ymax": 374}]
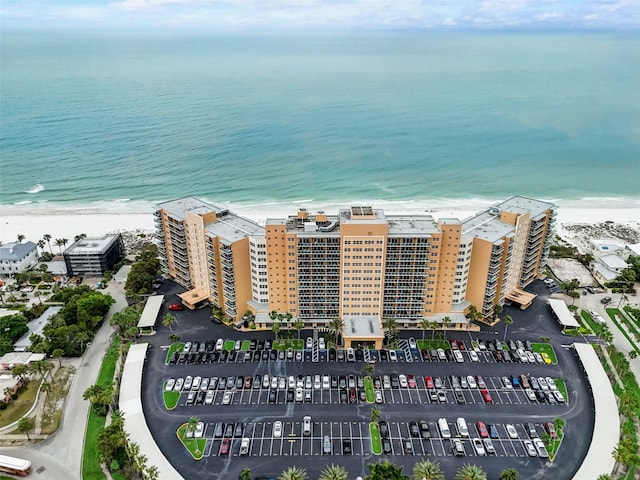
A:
[{"xmin": 141, "ymin": 280, "xmax": 596, "ymax": 480}]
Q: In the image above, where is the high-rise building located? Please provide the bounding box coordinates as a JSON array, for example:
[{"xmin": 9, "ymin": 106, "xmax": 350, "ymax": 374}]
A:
[{"xmin": 154, "ymin": 196, "xmax": 556, "ymax": 346}]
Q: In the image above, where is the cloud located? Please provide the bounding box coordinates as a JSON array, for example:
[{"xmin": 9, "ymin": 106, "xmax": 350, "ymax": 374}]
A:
[{"xmin": 1, "ymin": 0, "xmax": 639, "ymax": 29}]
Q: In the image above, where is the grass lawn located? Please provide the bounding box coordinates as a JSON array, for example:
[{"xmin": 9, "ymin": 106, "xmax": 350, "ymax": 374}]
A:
[
  {"xmin": 369, "ymin": 423, "xmax": 382, "ymax": 455},
  {"xmin": 580, "ymin": 310, "xmax": 600, "ymax": 335},
  {"xmin": 416, "ymin": 339, "xmax": 449, "ymax": 350},
  {"xmin": 547, "ymin": 436, "xmax": 562, "ymax": 460},
  {"xmin": 223, "ymin": 340, "xmax": 235, "ymax": 351},
  {"xmin": 554, "ymin": 378, "xmax": 569, "ymax": 405},
  {"xmin": 241, "ymin": 340, "xmax": 251, "ymax": 351},
  {"xmin": 82, "ymin": 409, "xmax": 107, "ymax": 480},
  {"xmin": 273, "ymin": 339, "xmax": 304, "ymax": 350},
  {"xmin": 165, "ymin": 342, "xmax": 184, "ymax": 364},
  {"xmin": 0, "ymin": 380, "xmax": 39, "ymax": 428},
  {"xmin": 163, "ymin": 389, "xmax": 180, "ymax": 410},
  {"xmin": 177, "ymin": 424, "xmax": 205, "ymax": 460},
  {"xmin": 606, "ymin": 308, "xmax": 640, "ymax": 356},
  {"xmin": 364, "ymin": 376, "xmax": 375, "ymax": 403},
  {"xmin": 532, "ymin": 343, "xmax": 557, "ymax": 364},
  {"xmin": 112, "ymin": 473, "xmax": 127, "ymax": 480}
]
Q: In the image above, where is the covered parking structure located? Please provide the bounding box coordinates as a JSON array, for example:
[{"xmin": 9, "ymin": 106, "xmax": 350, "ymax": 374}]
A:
[
  {"xmin": 137, "ymin": 295, "xmax": 164, "ymax": 335},
  {"xmin": 572, "ymin": 343, "xmax": 619, "ymax": 479},
  {"xmin": 547, "ymin": 298, "xmax": 580, "ymax": 330},
  {"xmin": 120, "ymin": 343, "xmax": 184, "ymax": 480}
]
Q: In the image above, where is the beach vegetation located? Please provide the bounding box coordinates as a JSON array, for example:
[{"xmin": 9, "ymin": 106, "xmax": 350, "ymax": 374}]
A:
[
  {"xmin": 125, "ymin": 244, "xmax": 160, "ymax": 300},
  {"xmin": 365, "ymin": 459, "xmax": 408, "ymax": 479}
]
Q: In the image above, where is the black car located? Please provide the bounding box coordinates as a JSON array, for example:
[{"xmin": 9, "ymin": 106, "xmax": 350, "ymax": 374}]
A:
[
  {"xmin": 221, "ymin": 350, "xmax": 229, "ymax": 362},
  {"xmin": 524, "ymin": 340, "xmax": 532, "ymax": 351},
  {"xmin": 444, "ymin": 350, "xmax": 454, "ymax": 362},
  {"xmin": 249, "ymin": 340, "xmax": 257, "ymax": 350},
  {"xmin": 409, "ymin": 422, "xmax": 420, "ymax": 437},
  {"xmin": 390, "ymin": 375, "xmax": 399, "ymax": 388},
  {"xmin": 380, "ymin": 350, "xmax": 388, "ymax": 361},
  {"xmin": 339, "ymin": 389, "xmax": 348, "ymax": 403},
  {"xmin": 329, "ymin": 349, "xmax": 336, "ymax": 361},
  {"xmin": 229, "ymin": 351, "xmax": 237, "ymax": 361},
  {"xmin": 270, "ymin": 350, "xmax": 277, "ymax": 360},
  {"xmin": 287, "ymin": 389, "xmax": 295, "ymax": 402},
  {"xmin": 536, "ymin": 390, "xmax": 547, "ymax": 402},
  {"xmin": 196, "ymin": 391, "xmax": 206, "ymax": 404},
  {"xmin": 379, "ymin": 421, "xmax": 389, "ymax": 438},
  {"xmin": 403, "ymin": 440, "xmax": 414, "ymax": 455},
  {"xmin": 331, "ymin": 376, "xmax": 338, "ymax": 388},
  {"xmin": 169, "ymin": 352, "xmax": 178, "ymax": 364},
  {"xmin": 268, "ymin": 390, "xmax": 277, "ymax": 403},
  {"xmin": 257, "ymin": 339, "xmax": 265, "ymax": 350},
  {"xmin": 355, "ymin": 349, "xmax": 364, "ymax": 361},
  {"xmin": 493, "ymin": 350, "xmax": 503, "ymax": 362},
  {"xmin": 339, "ymin": 376, "xmax": 347, "ymax": 388},
  {"xmin": 419, "ymin": 420, "xmax": 430, "ymax": 439},
  {"xmin": 382, "ymin": 438, "xmax": 392, "ymax": 454},
  {"xmin": 264, "ymin": 339, "xmax": 272, "ymax": 350},
  {"xmin": 342, "ymin": 439, "xmax": 352, "ymax": 455}
]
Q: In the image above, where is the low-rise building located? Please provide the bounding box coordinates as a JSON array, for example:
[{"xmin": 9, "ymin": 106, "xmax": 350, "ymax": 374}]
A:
[
  {"xmin": 0, "ymin": 241, "xmax": 38, "ymax": 277},
  {"xmin": 63, "ymin": 234, "xmax": 124, "ymax": 276}
]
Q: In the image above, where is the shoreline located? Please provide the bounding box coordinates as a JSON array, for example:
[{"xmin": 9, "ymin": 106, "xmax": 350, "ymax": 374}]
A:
[{"xmin": 2, "ymin": 205, "xmax": 639, "ymax": 247}]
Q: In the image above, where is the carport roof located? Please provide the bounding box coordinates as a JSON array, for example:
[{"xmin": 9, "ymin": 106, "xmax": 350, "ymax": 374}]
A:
[
  {"xmin": 547, "ymin": 298, "xmax": 580, "ymax": 328},
  {"xmin": 137, "ymin": 295, "xmax": 164, "ymax": 329},
  {"xmin": 572, "ymin": 343, "xmax": 619, "ymax": 479}
]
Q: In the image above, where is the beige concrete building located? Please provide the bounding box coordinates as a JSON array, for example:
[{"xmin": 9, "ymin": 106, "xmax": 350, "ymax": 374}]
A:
[{"xmin": 155, "ymin": 196, "xmax": 556, "ymax": 344}]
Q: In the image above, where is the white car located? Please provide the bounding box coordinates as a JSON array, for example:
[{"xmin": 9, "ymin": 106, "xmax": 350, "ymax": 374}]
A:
[
  {"xmin": 165, "ymin": 379, "xmax": 175, "ymax": 391},
  {"xmin": 318, "ymin": 337, "xmax": 326, "ymax": 349},
  {"xmin": 389, "ymin": 350, "xmax": 398, "ymax": 361},
  {"xmin": 222, "ymin": 392, "xmax": 233, "ymax": 405},
  {"xmin": 322, "ymin": 375, "xmax": 330, "ymax": 390},
  {"xmin": 538, "ymin": 377, "xmax": 549, "ymax": 391},
  {"xmin": 469, "ymin": 351, "xmax": 479, "ymax": 362},
  {"xmin": 273, "ymin": 421, "xmax": 283, "ymax": 438},
  {"xmin": 183, "ymin": 342, "xmax": 192, "ymax": 353},
  {"xmin": 502, "ymin": 376, "xmax": 512, "ymax": 389},
  {"xmin": 524, "ymin": 389, "xmax": 537, "ymax": 401},
  {"xmin": 545, "ymin": 377, "xmax": 557, "ymax": 390},
  {"xmin": 409, "ymin": 337, "xmax": 417, "ymax": 350},
  {"xmin": 554, "ymin": 390, "xmax": 565, "ymax": 403},
  {"xmin": 215, "ymin": 338, "xmax": 224, "ymax": 351},
  {"xmin": 278, "ymin": 376, "xmax": 286, "ymax": 389},
  {"xmin": 534, "ymin": 352, "xmax": 544, "ymax": 364},
  {"xmin": 174, "ymin": 378, "xmax": 184, "ymax": 391},
  {"xmin": 295, "ymin": 388, "xmax": 304, "ymax": 402},
  {"xmin": 205, "ymin": 390, "xmax": 214, "ymax": 404},
  {"xmin": 262, "ymin": 375, "xmax": 270, "ymax": 388},
  {"xmin": 399, "ymin": 375, "xmax": 408, "ymax": 388},
  {"xmin": 288, "ymin": 376, "xmax": 296, "ymax": 389},
  {"xmin": 526, "ymin": 351, "xmax": 536, "ymax": 363},
  {"xmin": 271, "ymin": 376, "xmax": 278, "ymax": 389},
  {"xmin": 533, "ymin": 438, "xmax": 549, "ymax": 457},
  {"xmin": 234, "ymin": 340, "xmax": 241, "ymax": 350},
  {"xmin": 314, "ymin": 375, "xmax": 322, "ymax": 390},
  {"xmin": 483, "ymin": 438, "xmax": 495, "ymax": 455},
  {"xmin": 375, "ymin": 390, "xmax": 383, "ymax": 403},
  {"xmin": 453, "ymin": 350, "xmax": 464, "ymax": 363},
  {"xmin": 472, "ymin": 438, "xmax": 485, "ymax": 456},
  {"xmin": 524, "ymin": 440, "xmax": 537, "ymax": 457},
  {"xmin": 437, "ymin": 348, "xmax": 446, "ymax": 361},
  {"xmin": 467, "ymin": 376, "xmax": 477, "ymax": 389},
  {"xmin": 506, "ymin": 424, "xmax": 518, "ymax": 439},
  {"xmin": 306, "ymin": 337, "xmax": 313, "ymax": 349},
  {"xmin": 184, "ymin": 376, "xmax": 193, "ymax": 390},
  {"xmin": 194, "ymin": 421, "xmax": 204, "ymax": 438}
]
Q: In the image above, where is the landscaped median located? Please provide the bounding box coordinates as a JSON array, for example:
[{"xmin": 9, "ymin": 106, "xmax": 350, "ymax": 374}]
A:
[
  {"xmin": 369, "ymin": 423, "xmax": 382, "ymax": 455},
  {"xmin": 543, "ymin": 417, "xmax": 566, "ymax": 461},
  {"xmin": 532, "ymin": 342, "xmax": 557, "ymax": 364},
  {"xmin": 272, "ymin": 339, "xmax": 304, "ymax": 350},
  {"xmin": 364, "ymin": 376, "xmax": 375, "ymax": 403},
  {"xmin": 554, "ymin": 378, "xmax": 569, "ymax": 405},
  {"xmin": 177, "ymin": 424, "xmax": 206, "ymax": 460},
  {"xmin": 163, "ymin": 381, "xmax": 180, "ymax": 410},
  {"xmin": 165, "ymin": 342, "xmax": 184, "ymax": 364}
]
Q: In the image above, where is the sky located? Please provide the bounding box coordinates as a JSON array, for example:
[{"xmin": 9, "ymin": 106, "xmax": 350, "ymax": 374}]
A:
[{"xmin": 1, "ymin": 0, "xmax": 639, "ymax": 31}]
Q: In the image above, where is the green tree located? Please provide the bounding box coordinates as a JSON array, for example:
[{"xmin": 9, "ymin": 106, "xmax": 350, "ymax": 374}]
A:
[
  {"xmin": 52, "ymin": 348, "xmax": 64, "ymax": 367},
  {"xmin": 43, "ymin": 234, "xmax": 53, "ymax": 254},
  {"xmin": 110, "ymin": 307, "xmax": 140, "ymax": 335},
  {"xmin": 97, "ymin": 421, "xmax": 128, "ymax": 464},
  {"xmin": 596, "ymin": 475, "xmax": 612, "ymax": 480},
  {"xmin": 503, "ymin": 315, "xmax": 513, "ymax": 341},
  {"xmin": 125, "ymin": 244, "xmax": 160, "ymax": 298},
  {"xmin": 271, "ymin": 321, "xmax": 281, "ymax": 340},
  {"xmin": 328, "ymin": 317, "xmax": 345, "ymax": 346},
  {"xmin": 455, "ymin": 464, "xmax": 487, "ymax": 480},
  {"xmin": 74, "ymin": 233, "xmax": 87, "ymax": 243},
  {"xmin": 12, "ymin": 364, "xmax": 29, "ymax": 383},
  {"xmin": 17, "ymin": 416, "xmax": 35, "ymax": 440},
  {"xmin": 370, "ymin": 407, "xmax": 381, "ymax": 424},
  {"xmin": 442, "ymin": 316, "xmax": 452, "ymax": 339},
  {"xmin": 493, "ymin": 303, "xmax": 503, "ymax": 320},
  {"xmin": 419, "ymin": 318, "xmax": 430, "ymax": 340},
  {"xmin": 162, "ymin": 313, "xmax": 176, "ymax": 333},
  {"xmin": 292, "ymin": 318, "xmax": 304, "ymax": 340},
  {"xmin": 568, "ymin": 290, "xmax": 581, "ymax": 305},
  {"xmin": 364, "ymin": 361, "xmax": 375, "ymax": 378},
  {"xmin": 278, "ymin": 466, "xmax": 307, "ymax": 480},
  {"xmin": 17, "ymin": 234, "xmax": 25, "ymax": 244},
  {"xmin": 382, "ymin": 317, "xmax": 398, "ymax": 346},
  {"xmin": 499, "ymin": 468, "xmax": 519, "ymax": 480},
  {"xmin": 37, "ymin": 239, "xmax": 46, "ymax": 255},
  {"xmin": 319, "ymin": 464, "xmax": 348, "ymax": 480},
  {"xmin": 365, "ymin": 459, "xmax": 409, "ymax": 480},
  {"xmin": 145, "ymin": 465, "xmax": 160, "ymax": 480},
  {"xmin": 240, "ymin": 468, "xmax": 253, "ymax": 480},
  {"xmin": 412, "ymin": 459, "xmax": 445, "ymax": 480},
  {"xmin": 40, "ymin": 381, "xmax": 52, "ymax": 396},
  {"xmin": 186, "ymin": 416, "xmax": 199, "ymax": 438}
]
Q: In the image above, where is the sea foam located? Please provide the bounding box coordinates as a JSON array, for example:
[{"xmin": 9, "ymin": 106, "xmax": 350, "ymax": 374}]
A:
[{"xmin": 25, "ymin": 184, "xmax": 45, "ymax": 194}]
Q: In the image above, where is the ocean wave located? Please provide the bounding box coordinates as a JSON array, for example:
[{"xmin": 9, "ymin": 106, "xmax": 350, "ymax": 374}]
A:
[
  {"xmin": 25, "ymin": 184, "xmax": 45, "ymax": 194},
  {"xmin": 14, "ymin": 200, "xmax": 32, "ymax": 205}
]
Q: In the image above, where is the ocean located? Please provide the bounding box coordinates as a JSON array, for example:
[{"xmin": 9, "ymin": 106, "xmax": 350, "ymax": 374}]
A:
[{"xmin": 1, "ymin": 31, "xmax": 639, "ymax": 218}]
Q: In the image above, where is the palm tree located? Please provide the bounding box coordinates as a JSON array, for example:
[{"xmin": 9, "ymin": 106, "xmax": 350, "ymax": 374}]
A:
[
  {"xmin": 429, "ymin": 320, "xmax": 439, "ymax": 341},
  {"xmin": 499, "ymin": 468, "xmax": 519, "ymax": 480},
  {"xmin": 596, "ymin": 475, "xmax": 612, "ymax": 480},
  {"xmin": 186, "ymin": 416, "xmax": 199, "ymax": 438},
  {"xmin": 74, "ymin": 233, "xmax": 87, "ymax": 242},
  {"xmin": 17, "ymin": 234, "xmax": 25, "ymax": 243},
  {"xmin": 110, "ymin": 409, "xmax": 125, "ymax": 428},
  {"xmin": 382, "ymin": 317, "xmax": 398, "ymax": 346},
  {"xmin": 34, "ymin": 291, "xmax": 43, "ymax": 305},
  {"xmin": 467, "ymin": 304, "xmax": 482, "ymax": 324},
  {"xmin": 55, "ymin": 239, "xmax": 64, "ymax": 253},
  {"xmin": 370, "ymin": 407, "xmax": 381, "ymax": 424},
  {"xmin": 493, "ymin": 303, "xmax": 503, "ymax": 321},
  {"xmin": 442, "ymin": 316, "xmax": 451, "ymax": 340},
  {"xmin": 37, "ymin": 239, "xmax": 46, "ymax": 255},
  {"xmin": 412, "ymin": 459, "xmax": 445, "ymax": 480},
  {"xmin": 455, "ymin": 464, "xmax": 487, "ymax": 480},
  {"xmin": 328, "ymin": 317, "xmax": 345, "ymax": 346},
  {"xmin": 240, "ymin": 468, "xmax": 253, "ymax": 480},
  {"xmin": 4, "ymin": 386, "xmax": 14, "ymax": 401},
  {"xmin": 419, "ymin": 318, "xmax": 430, "ymax": 340},
  {"xmin": 43, "ymin": 234, "xmax": 53, "ymax": 254},
  {"xmin": 40, "ymin": 382, "xmax": 52, "ymax": 397},
  {"xmin": 278, "ymin": 466, "xmax": 307, "ymax": 480},
  {"xmin": 628, "ymin": 350, "xmax": 638, "ymax": 360},
  {"xmin": 52, "ymin": 348, "xmax": 64, "ymax": 367},
  {"xmin": 272, "ymin": 321, "xmax": 281, "ymax": 340},
  {"xmin": 17, "ymin": 416, "xmax": 35, "ymax": 440},
  {"xmin": 319, "ymin": 464, "xmax": 348, "ymax": 480},
  {"xmin": 145, "ymin": 465, "xmax": 160, "ymax": 480},
  {"xmin": 366, "ymin": 459, "xmax": 409, "ymax": 480},
  {"xmin": 292, "ymin": 318, "xmax": 304, "ymax": 340},
  {"xmin": 162, "ymin": 313, "xmax": 176, "ymax": 333},
  {"xmin": 503, "ymin": 315, "xmax": 513, "ymax": 341},
  {"xmin": 364, "ymin": 362, "xmax": 375, "ymax": 378}
]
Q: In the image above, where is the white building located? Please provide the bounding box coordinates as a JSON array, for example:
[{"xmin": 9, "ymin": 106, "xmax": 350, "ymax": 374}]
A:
[{"xmin": 0, "ymin": 242, "xmax": 38, "ymax": 277}]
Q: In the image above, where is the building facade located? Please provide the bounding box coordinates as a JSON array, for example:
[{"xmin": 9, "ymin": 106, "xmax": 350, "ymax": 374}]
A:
[
  {"xmin": 155, "ymin": 196, "xmax": 556, "ymax": 346},
  {"xmin": 63, "ymin": 234, "xmax": 124, "ymax": 276},
  {"xmin": 0, "ymin": 241, "xmax": 38, "ymax": 277}
]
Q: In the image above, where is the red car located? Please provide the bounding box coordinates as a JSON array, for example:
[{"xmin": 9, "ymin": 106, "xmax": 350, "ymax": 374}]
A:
[
  {"xmin": 476, "ymin": 421, "xmax": 489, "ymax": 438},
  {"xmin": 544, "ymin": 422, "xmax": 557, "ymax": 439},
  {"xmin": 168, "ymin": 303, "xmax": 183, "ymax": 311},
  {"xmin": 407, "ymin": 374, "xmax": 416, "ymax": 388},
  {"xmin": 481, "ymin": 389, "xmax": 493, "ymax": 404},
  {"xmin": 220, "ymin": 438, "xmax": 230, "ymax": 455},
  {"xmin": 424, "ymin": 376, "xmax": 434, "ymax": 389}
]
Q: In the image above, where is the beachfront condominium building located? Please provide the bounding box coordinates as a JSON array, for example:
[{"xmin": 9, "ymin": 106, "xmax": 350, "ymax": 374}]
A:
[
  {"xmin": 63, "ymin": 234, "xmax": 125, "ymax": 276},
  {"xmin": 154, "ymin": 196, "xmax": 556, "ymax": 347},
  {"xmin": 0, "ymin": 241, "xmax": 38, "ymax": 277}
]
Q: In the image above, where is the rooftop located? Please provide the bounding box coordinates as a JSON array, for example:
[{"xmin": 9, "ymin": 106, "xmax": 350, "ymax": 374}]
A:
[
  {"xmin": 65, "ymin": 235, "xmax": 121, "ymax": 255},
  {"xmin": 14, "ymin": 306, "xmax": 62, "ymax": 351},
  {"xmin": 0, "ymin": 241, "xmax": 36, "ymax": 261},
  {"xmin": 342, "ymin": 315, "xmax": 382, "ymax": 339},
  {"xmin": 386, "ymin": 215, "xmax": 442, "ymax": 236}
]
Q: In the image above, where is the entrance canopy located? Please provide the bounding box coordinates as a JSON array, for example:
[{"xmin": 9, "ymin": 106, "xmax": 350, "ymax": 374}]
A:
[
  {"xmin": 342, "ymin": 316, "xmax": 383, "ymax": 349},
  {"xmin": 505, "ymin": 288, "xmax": 537, "ymax": 309},
  {"xmin": 548, "ymin": 298, "xmax": 580, "ymax": 329},
  {"xmin": 178, "ymin": 288, "xmax": 208, "ymax": 309}
]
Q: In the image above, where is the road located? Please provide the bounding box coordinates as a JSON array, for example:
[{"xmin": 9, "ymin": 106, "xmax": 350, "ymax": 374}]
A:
[{"xmin": 0, "ymin": 282, "xmax": 126, "ymax": 479}]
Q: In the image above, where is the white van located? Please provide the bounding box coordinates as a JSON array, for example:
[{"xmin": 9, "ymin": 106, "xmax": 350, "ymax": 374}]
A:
[
  {"xmin": 303, "ymin": 416, "xmax": 312, "ymax": 436},
  {"xmin": 438, "ymin": 418, "xmax": 451, "ymax": 438},
  {"xmin": 456, "ymin": 417, "xmax": 469, "ymax": 437},
  {"xmin": 239, "ymin": 438, "xmax": 250, "ymax": 455}
]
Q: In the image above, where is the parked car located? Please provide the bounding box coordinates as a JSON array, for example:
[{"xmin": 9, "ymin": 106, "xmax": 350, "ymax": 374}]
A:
[
  {"xmin": 472, "ymin": 438, "xmax": 486, "ymax": 456},
  {"xmin": 168, "ymin": 303, "xmax": 183, "ymax": 311},
  {"xmin": 483, "ymin": 438, "xmax": 496, "ymax": 455},
  {"xmin": 419, "ymin": 420, "xmax": 430, "ymax": 439},
  {"xmin": 544, "ymin": 422, "xmax": 558, "ymax": 439},
  {"xmin": 524, "ymin": 440, "xmax": 537, "ymax": 457},
  {"xmin": 273, "ymin": 421, "xmax": 283, "ymax": 438},
  {"xmin": 601, "ymin": 296, "xmax": 612, "ymax": 305},
  {"xmin": 506, "ymin": 424, "xmax": 518, "ymax": 439}
]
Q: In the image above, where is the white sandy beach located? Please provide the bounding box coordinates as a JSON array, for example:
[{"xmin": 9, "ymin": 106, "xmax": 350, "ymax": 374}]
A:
[{"xmin": 2, "ymin": 206, "xmax": 639, "ymax": 247}]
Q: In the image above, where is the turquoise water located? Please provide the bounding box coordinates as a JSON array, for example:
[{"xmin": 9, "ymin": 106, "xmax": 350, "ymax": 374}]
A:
[{"xmin": 1, "ymin": 32, "xmax": 639, "ymax": 213}]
